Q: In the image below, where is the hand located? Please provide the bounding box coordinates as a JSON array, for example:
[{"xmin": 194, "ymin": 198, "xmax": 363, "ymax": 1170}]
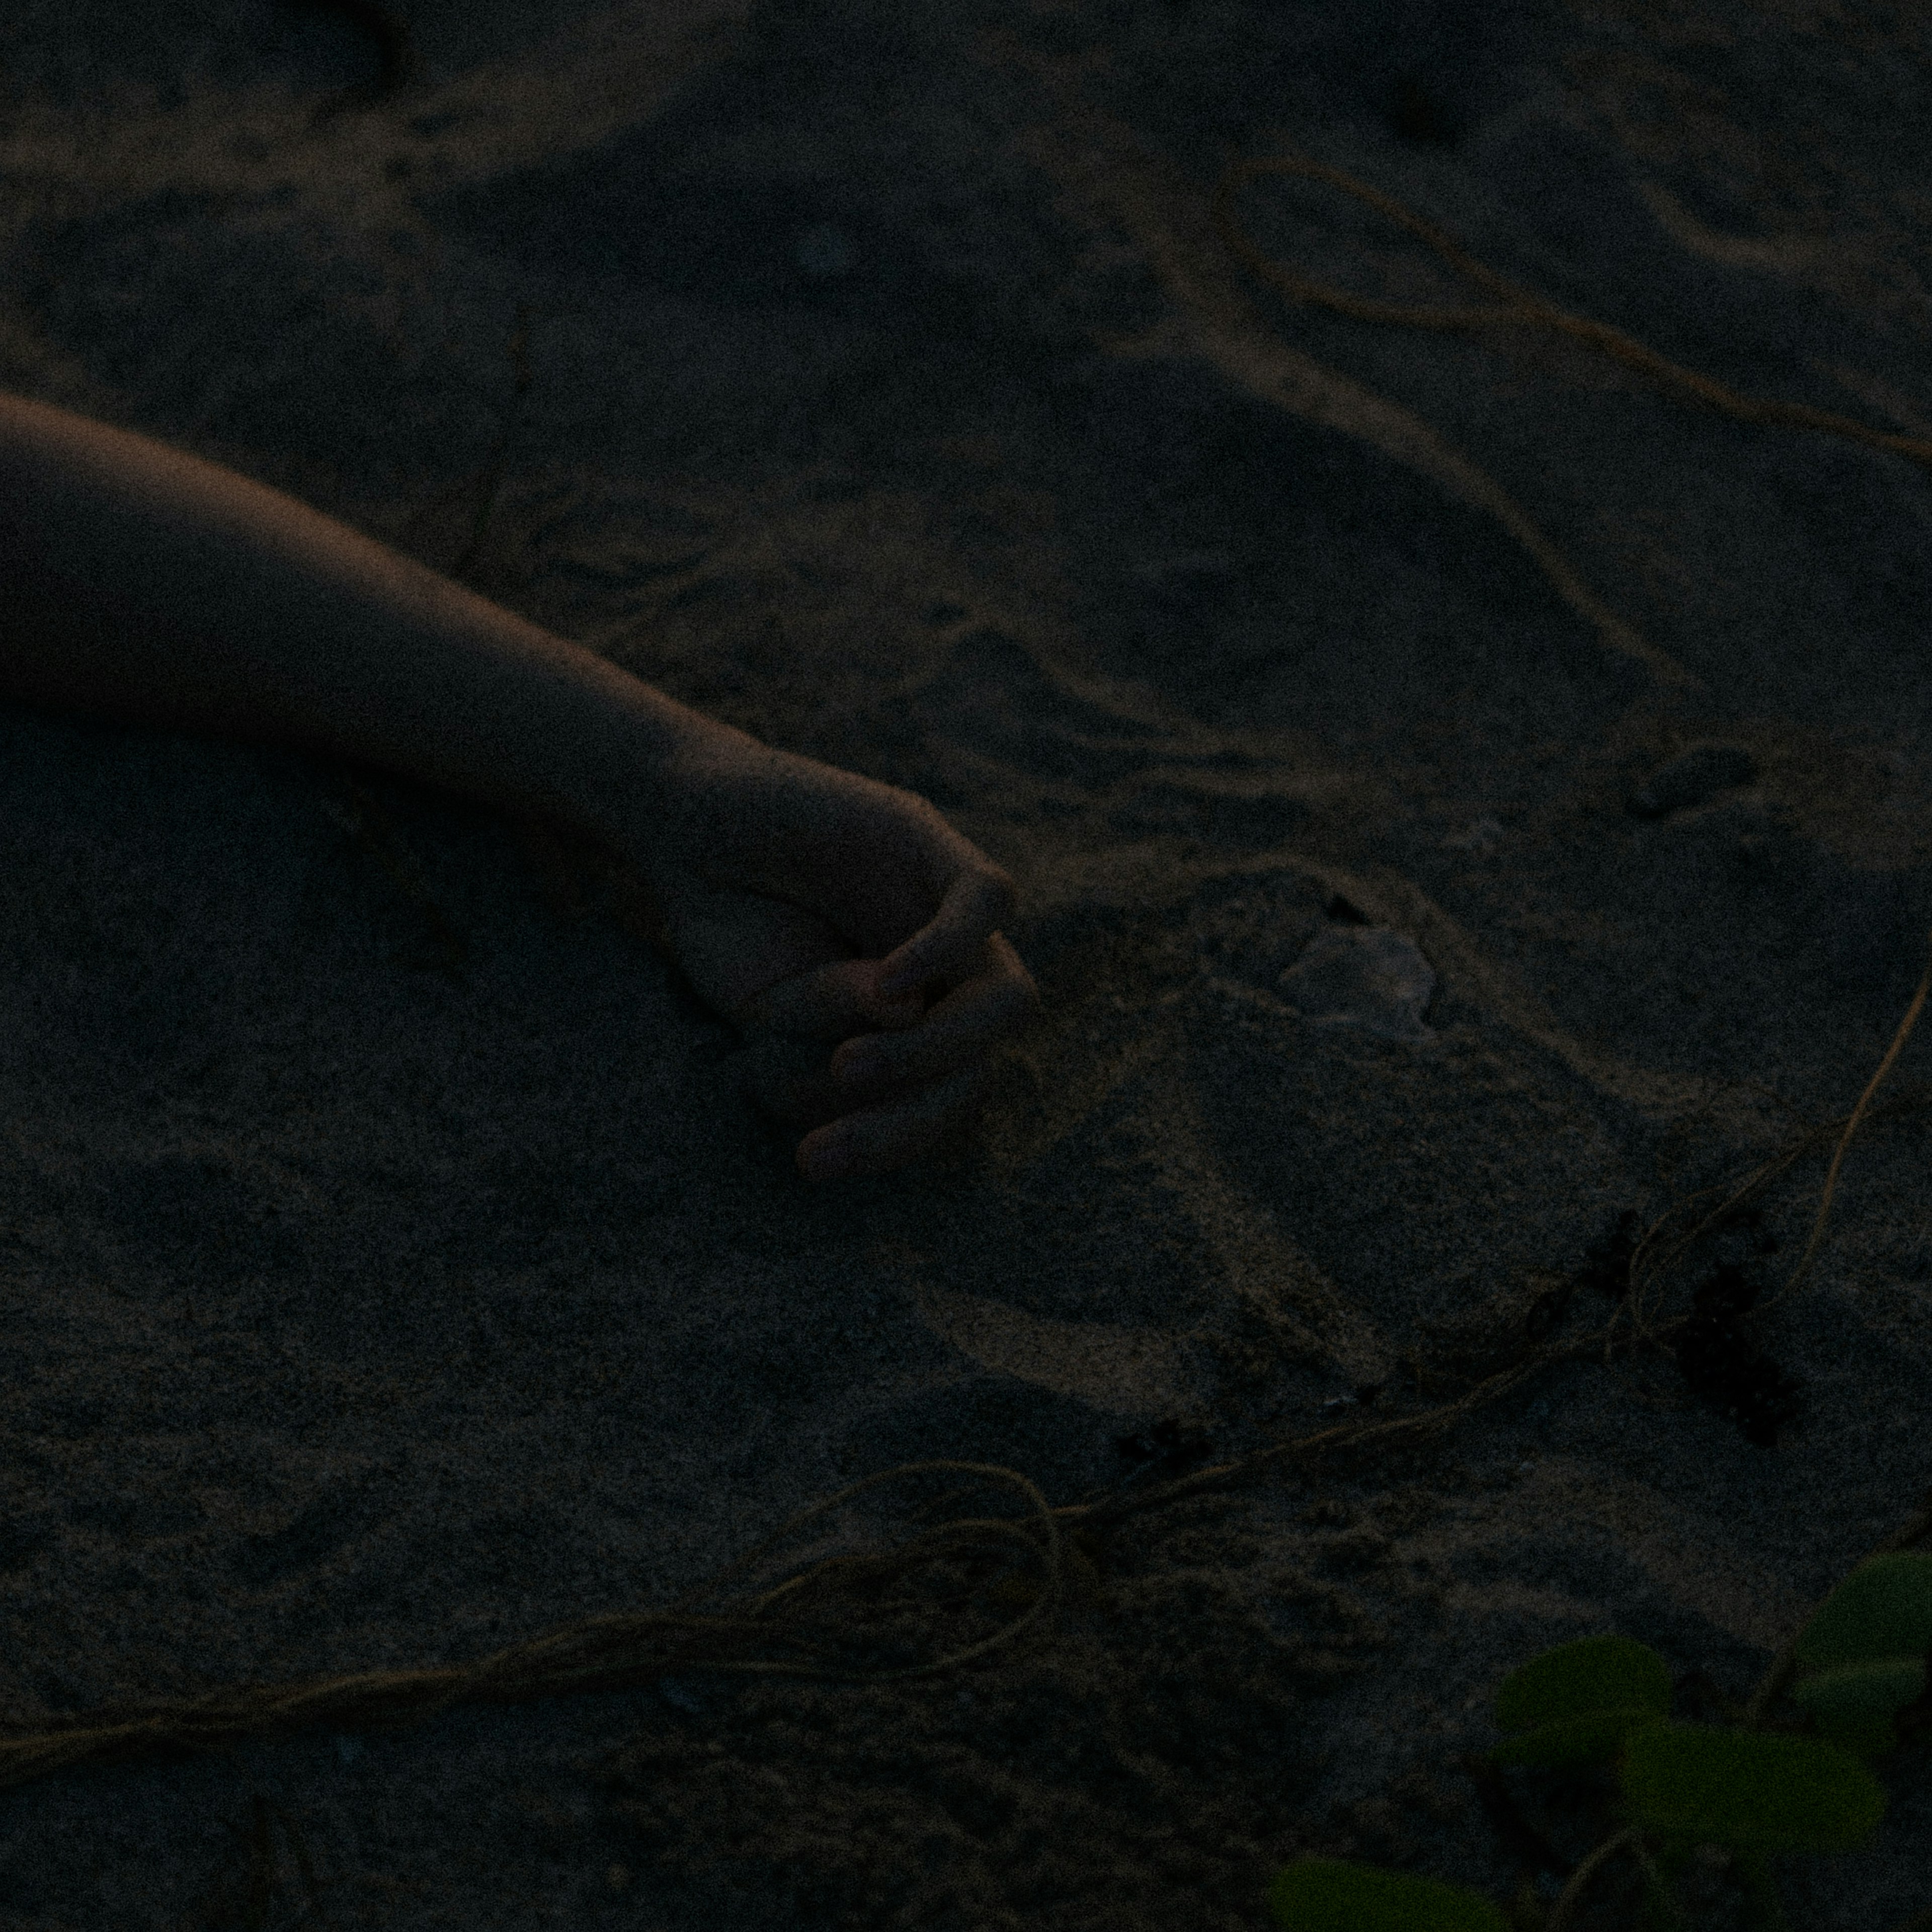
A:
[{"xmin": 621, "ymin": 724, "xmax": 1040, "ymax": 1180}]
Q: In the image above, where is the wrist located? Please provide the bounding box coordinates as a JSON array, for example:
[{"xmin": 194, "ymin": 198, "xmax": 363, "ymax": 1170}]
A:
[{"xmin": 567, "ymin": 673, "xmax": 752, "ymax": 866}]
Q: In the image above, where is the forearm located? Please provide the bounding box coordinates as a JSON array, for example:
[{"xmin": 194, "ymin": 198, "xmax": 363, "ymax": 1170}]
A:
[{"xmin": 0, "ymin": 390, "xmax": 725, "ymax": 852}]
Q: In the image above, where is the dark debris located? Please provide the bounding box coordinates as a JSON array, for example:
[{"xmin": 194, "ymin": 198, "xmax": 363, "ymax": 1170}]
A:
[
  {"xmin": 1574, "ymin": 1209, "xmax": 1643, "ymax": 1301},
  {"xmin": 1113, "ymin": 1417, "xmax": 1216, "ymax": 1484},
  {"xmin": 1671, "ymin": 1262, "xmax": 1804, "ymax": 1447}
]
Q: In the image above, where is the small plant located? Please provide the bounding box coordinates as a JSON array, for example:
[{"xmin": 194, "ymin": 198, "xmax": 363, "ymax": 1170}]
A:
[
  {"xmin": 1489, "ymin": 1634, "xmax": 1672, "ymax": 1770},
  {"xmin": 1266, "ymin": 1858, "xmax": 1509, "ymax": 1932},
  {"xmin": 1787, "ymin": 1552, "xmax": 1932, "ymax": 1758},
  {"xmin": 1264, "ymin": 1556, "xmax": 1930, "ymax": 1930}
]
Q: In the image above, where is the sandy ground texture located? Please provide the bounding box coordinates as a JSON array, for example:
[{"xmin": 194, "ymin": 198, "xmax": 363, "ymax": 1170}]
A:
[{"xmin": 2, "ymin": 0, "xmax": 1931, "ymax": 1925}]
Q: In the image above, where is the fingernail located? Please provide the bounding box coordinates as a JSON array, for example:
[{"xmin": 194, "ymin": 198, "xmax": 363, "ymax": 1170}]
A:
[{"xmin": 877, "ymin": 959, "xmax": 920, "ymax": 996}]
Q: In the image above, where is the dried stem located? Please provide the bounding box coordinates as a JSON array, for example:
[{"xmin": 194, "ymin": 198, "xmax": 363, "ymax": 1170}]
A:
[{"xmin": 1545, "ymin": 1827, "xmax": 1638, "ymax": 1932}]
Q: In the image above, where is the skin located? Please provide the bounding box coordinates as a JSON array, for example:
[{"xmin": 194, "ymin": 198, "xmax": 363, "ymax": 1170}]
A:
[{"xmin": 0, "ymin": 389, "xmax": 1040, "ymax": 1180}]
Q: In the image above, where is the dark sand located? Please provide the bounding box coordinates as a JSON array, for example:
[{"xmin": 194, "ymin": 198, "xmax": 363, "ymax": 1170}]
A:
[{"xmin": 2, "ymin": 1, "xmax": 1930, "ymax": 1925}]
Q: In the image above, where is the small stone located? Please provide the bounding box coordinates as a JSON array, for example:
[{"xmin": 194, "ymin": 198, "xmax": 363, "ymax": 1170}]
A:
[
  {"xmin": 1279, "ymin": 926, "xmax": 1437, "ymax": 1043},
  {"xmin": 1625, "ymin": 741, "xmax": 1757, "ymax": 818},
  {"xmin": 334, "ymin": 1733, "xmax": 364, "ymax": 1765}
]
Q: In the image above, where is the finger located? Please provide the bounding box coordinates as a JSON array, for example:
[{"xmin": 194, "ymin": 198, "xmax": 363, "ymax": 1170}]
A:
[
  {"xmin": 734, "ymin": 957, "xmax": 929, "ymax": 1128},
  {"xmin": 796, "ymin": 1060, "xmax": 1000, "ymax": 1181},
  {"xmin": 853, "ymin": 956, "xmax": 943, "ymax": 1029},
  {"xmin": 828, "ymin": 935, "xmax": 1039, "ymax": 1097},
  {"xmin": 876, "ymin": 864, "xmax": 1017, "ymax": 996},
  {"xmin": 736, "ymin": 955, "xmax": 923, "ymax": 1043}
]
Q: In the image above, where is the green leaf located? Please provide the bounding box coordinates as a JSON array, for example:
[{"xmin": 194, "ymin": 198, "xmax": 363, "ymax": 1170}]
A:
[
  {"xmin": 1618, "ymin": 1723, "xmax": 1887, "ymax": 1855},
  {"xmin": 1790, "ymin": 1656, "xmax": 1927, "ymax": 1756},
  {"xmin": 1491, "ymin": 1707, "xmax": 1667, "ymax": 1769},
  {"xmin": 1794, "ymin": 1554, "xmax": 1932, "ymax": 1668},
  {"xmin": 1266, "ymin": 1860, "xmax": 1509, "ymax": 1932},
  {"xmin": 1495, "ymin": 1636, "xmax": 1673, "ymax": 1733}
]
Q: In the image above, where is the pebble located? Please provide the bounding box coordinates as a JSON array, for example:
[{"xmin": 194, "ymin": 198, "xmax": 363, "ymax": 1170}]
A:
[
  {"xmin": 1278, "ymin": 925, "xmax": 1438, "ymax": 1043},
  {"xmin": 1625, "ymin": 741, "xmax": 1757, "ymax": 818}
]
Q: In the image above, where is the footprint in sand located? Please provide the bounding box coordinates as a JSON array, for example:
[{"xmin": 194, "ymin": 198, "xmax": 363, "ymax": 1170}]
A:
[{"xmin": 1279, "ymin": 925, "xmax": 1438, "ymax": 1043}]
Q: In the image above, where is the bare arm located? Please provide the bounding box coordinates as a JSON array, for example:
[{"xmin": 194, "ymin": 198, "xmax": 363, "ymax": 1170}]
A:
[
  {"xmin": 0, "ymin": 387, "xmax": 712, "ymax": 851},
  {"xmin": 0, "ymin": 389, "xmax": 1039, "ymax": 1180}
]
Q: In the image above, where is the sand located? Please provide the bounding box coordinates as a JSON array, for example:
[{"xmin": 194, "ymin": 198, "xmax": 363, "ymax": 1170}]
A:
[{"xmin": 1, "ymin": 0, "xmax": 1930, "ymax": 1925}]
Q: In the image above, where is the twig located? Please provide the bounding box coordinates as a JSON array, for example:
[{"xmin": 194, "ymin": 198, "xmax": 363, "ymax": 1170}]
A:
[
  {"xmin": 1545, "ymin": 1826, "xmax": 1637, "ymax": 1932},
  {"xmin": 1213, "ymin": 152, "xmax": 1932, "ymax": 474},
  {"xmin": 1461, "ymin": 1754, "xmax": 1568, "ymax": 1876},
  {"xmin": 1749, "ymin": 933, "xmax": 1932, "ymax": 1322},
  {"xmin": 1629, "ymin": 1834, "xmax": 1693, "ymax": 1932}
]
